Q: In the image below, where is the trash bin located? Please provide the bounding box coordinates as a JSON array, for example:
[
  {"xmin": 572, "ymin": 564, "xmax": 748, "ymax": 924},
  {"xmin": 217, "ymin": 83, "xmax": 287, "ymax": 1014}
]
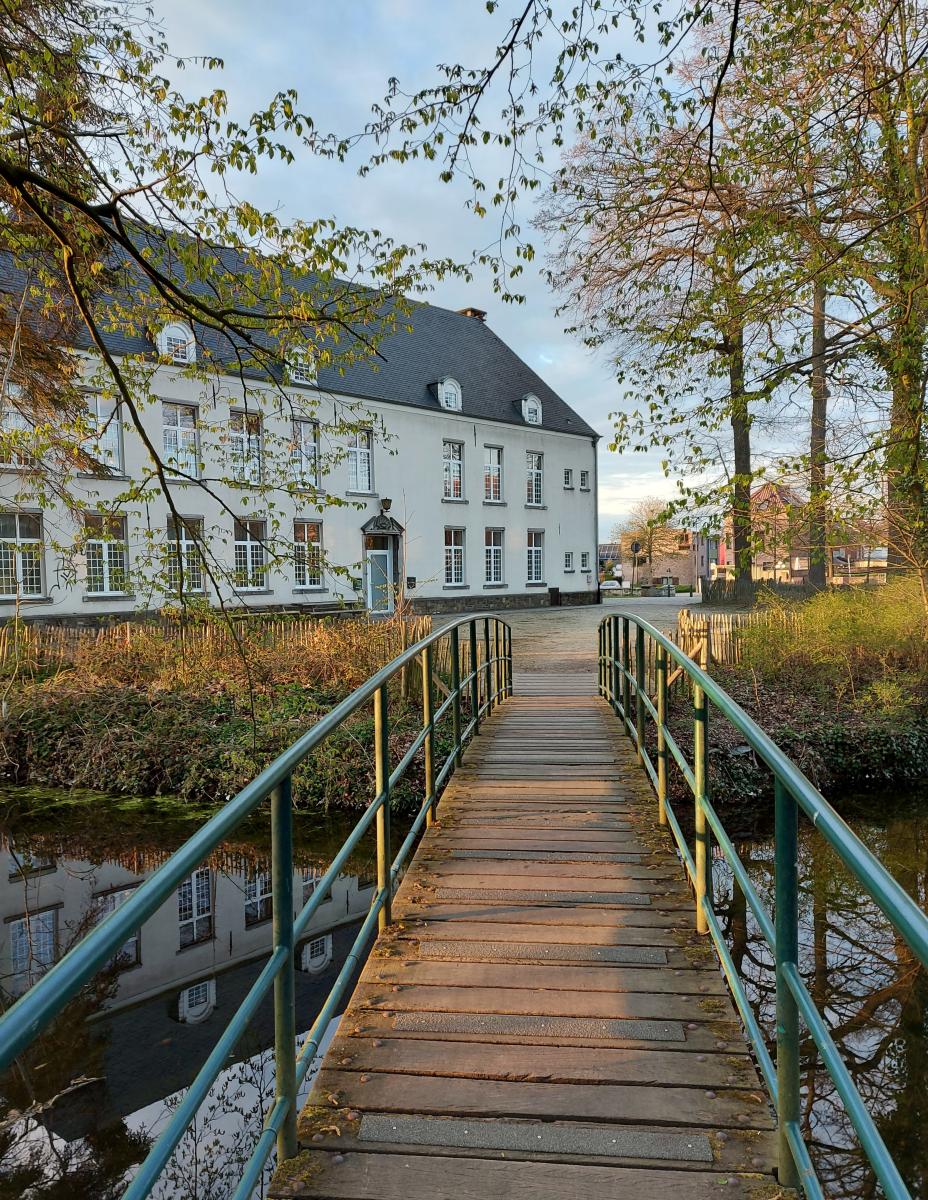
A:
[{"xmin": 548, "ymin": 586, "xmax": 561, "ymax": 607}]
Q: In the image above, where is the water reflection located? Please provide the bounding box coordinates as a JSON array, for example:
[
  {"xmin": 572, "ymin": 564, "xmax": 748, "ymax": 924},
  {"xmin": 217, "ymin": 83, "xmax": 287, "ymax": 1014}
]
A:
[
  {"xmin": 0, "ymin": 797, "xmax": 375, "ymax": 1199},
  {"xmin": 715, "ymin": 801, "xmax": 928, "ymax": 1199}
]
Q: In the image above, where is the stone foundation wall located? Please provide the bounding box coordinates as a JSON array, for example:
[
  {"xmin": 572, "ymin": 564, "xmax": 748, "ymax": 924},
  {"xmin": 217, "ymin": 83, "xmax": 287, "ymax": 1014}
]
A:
[{"xmin": 409, "ymin": 590, "xmax": 600, "ymax": 615}]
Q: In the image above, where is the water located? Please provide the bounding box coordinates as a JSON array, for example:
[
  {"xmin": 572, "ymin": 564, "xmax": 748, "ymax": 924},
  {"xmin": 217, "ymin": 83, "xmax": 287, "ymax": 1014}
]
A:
[
  {"xmin": 0, "ymin": 793, "xmax": 372, "ymax": 1199},
  {"xmin": 1, "ymin": 789, "xmax": 925, "ymax": 1199},
  {"xmin": 714, "ymin": 794, "xmax": 928, "ymax": 1199}
]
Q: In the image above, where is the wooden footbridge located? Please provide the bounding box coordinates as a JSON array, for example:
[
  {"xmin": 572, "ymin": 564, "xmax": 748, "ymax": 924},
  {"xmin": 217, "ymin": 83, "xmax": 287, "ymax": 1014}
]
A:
[{"xmin": 2, "ymin": 613, "xmax": 926, "ymax": 1200}]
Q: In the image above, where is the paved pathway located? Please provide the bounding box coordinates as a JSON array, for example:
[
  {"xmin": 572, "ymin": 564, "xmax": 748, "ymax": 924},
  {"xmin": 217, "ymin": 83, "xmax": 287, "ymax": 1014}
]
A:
[{"xmin": 273, "ymin": 615, "xmax": 783, "ymax": 1200}]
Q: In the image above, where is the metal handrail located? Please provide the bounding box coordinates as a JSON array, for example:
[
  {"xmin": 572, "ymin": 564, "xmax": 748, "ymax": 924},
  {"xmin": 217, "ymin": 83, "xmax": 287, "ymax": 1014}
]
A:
[
  {"xmin": 0, "ymin": 612, "xmax": 513, "ymax": 1198},
  {"xmin": 598, "ymin": 610, "xmax": 928, "ymax": 1200}
]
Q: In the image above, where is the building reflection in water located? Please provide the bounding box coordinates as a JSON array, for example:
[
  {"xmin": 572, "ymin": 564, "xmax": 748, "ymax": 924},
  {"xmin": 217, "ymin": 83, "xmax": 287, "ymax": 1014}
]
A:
[{"xmin": 0, "ymin": 824, "xmax": 375, "ymax": 1197}]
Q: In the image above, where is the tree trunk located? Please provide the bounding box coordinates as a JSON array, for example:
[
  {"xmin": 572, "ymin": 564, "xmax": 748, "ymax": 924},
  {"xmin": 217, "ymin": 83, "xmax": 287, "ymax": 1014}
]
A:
[
  {"xmin": 729, "ymin": 325, "xmax": 752, "ymax": 598},
  {"xmin": 807, "ymin": 281, "xmax": 829, "ymax": 590},
  {"xmin": 885, "ymin": 334, "xmax": 927, "ymax": 583}
]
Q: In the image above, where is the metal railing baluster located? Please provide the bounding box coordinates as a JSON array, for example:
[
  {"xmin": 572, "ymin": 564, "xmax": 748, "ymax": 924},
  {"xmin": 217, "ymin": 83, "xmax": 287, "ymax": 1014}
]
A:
[
  {"xmin": 656, "ymin": 644, "xmax": 668, "ymax": 827},
  {"xmin": 635, "ymin": 622, "xmax": 645, "ymax": 761},
  {"xmin": 483, "ymin": 617, "xmax": 492, "ymax": 713},
  {"xmin": 422, "ymin": 643, "xmax": 436, "ymax": 826},
  {"xmin": 450, "ymin": 624, "xmax": 462, "ymax": 764},
  {"xmin": 693, "ymin": 669, "xmax": 710, "ymax": 934},
  {"xmin": 374, "ymin": 683, "xmax": 391, "ymax": 931},
  {"xmin": 469, "ymin": 618, "xmax": 480, "ymax": 734},
  {"xmin": 271, "ymin": 774, "xmax": 297, "ymax": 1160},
  {"xmin": 775, "ymin": 778, "xmax": 801, "ymax": 1191}
]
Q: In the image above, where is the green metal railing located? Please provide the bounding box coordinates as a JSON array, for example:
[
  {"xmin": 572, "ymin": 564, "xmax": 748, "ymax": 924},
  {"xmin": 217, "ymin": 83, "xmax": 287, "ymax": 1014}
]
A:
[
  {"xmin": 0, "ymin": 613, "xmax": 512, "ymax": 1199},
  {"xmin": 598, "ymin": 611, "xmax": 928, "ymax": 1200}
]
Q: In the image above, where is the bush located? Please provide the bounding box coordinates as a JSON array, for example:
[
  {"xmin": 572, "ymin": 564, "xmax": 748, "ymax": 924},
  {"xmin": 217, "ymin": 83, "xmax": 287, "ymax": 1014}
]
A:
[{"xmin": 738, "ymin": 579, "xmax": 928, "ymax": 698}]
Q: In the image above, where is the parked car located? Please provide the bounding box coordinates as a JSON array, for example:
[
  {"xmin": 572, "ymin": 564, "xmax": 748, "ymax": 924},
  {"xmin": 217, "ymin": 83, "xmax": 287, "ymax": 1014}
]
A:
[{"xmin": 600, "ymin": 580, "xmax": 622, "ymax": 591}]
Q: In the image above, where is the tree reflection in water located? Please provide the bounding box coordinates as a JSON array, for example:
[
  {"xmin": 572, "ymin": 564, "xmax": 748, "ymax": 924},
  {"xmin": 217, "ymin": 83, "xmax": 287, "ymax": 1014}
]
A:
[{"xmin": 715, "ymin": 803, "xmax": 928, "ymax": 1199}]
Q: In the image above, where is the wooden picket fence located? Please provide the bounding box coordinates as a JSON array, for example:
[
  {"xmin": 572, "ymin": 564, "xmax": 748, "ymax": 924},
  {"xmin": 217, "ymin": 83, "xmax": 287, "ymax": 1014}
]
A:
[
  {"xmin": 0, "ymin": 613, "xmax": 435, "ymax": 681},
  {"xmin": 675, "ymin": 607, "xmax": 802, "ymax": 667}
]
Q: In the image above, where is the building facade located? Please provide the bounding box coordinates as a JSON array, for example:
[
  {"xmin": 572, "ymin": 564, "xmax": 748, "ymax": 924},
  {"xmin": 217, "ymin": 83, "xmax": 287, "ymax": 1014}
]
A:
[{"xmin": 0, "ymin": 303, "xmax": 599, "ymax": 619}]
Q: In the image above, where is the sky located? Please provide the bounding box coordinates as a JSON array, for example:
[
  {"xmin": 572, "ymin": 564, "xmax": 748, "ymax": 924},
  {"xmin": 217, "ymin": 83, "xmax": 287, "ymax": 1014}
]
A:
[{"xmin": 155, "ymin": 0, "xmax": 677, "ymax": 538}]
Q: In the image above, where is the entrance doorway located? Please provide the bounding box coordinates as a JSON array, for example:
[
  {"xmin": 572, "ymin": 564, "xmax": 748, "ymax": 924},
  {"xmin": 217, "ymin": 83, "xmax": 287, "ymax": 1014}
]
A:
[{"xmin": 365, "ymin": 539, "xmax": 394, "ymax": 614}]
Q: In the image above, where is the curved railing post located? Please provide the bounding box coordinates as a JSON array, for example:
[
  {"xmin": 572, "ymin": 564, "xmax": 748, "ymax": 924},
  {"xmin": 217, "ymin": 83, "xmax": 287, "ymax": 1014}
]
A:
[
  {"xmin": 469, "ymin": 619, "xmax": 480, "ymax": 734},
  {"xmin": 610, "ymin": 615, "xmax": 620, "ymax": 714},
  {"xmin": 598, "ymin": 622, "xmax": 604, "ymax": 696},
  {"xmin": 450, "ymin": 624, "xmax": 462, "ymax": 763},
  {"xmin": 635, "ymin": 623, "xmax": 646, "ymax": 762},
  {"xmin": 621, "ymin": 616, "xmax": 631, "ymax": 729},
  {"xmin": 656, "ymin": 643, "xmax": 668, "ymax": 827},
  {"xmin": 693, "ymin": 670, "xmax": 710, "ymax": 934},
  {"xmin": 775, "ymin": 778, "xmax": 801, "ymax": 1190},
  {"xmin": 422, "ymin": 643, "xmax": 436, "ymax": 826},
  {"xmin": 374, "ymin": 683, "xmax": 392, "ymax": 930},
  {"xmin": 271, "ymin": 775, "xmax": 297, "ymax": 1161}
]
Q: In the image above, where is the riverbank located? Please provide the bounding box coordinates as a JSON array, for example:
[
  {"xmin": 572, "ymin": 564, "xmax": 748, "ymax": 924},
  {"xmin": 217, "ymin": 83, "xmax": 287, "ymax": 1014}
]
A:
[{"xmin": 0, "ymin": 615, "xmax": 450, "ymax": 816}]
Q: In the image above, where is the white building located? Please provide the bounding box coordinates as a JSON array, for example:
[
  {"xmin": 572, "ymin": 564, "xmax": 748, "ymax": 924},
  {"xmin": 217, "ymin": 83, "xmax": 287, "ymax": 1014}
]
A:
[{"xmin": 0, "ymin": 300, "xmax": 599, "ymax": 618}]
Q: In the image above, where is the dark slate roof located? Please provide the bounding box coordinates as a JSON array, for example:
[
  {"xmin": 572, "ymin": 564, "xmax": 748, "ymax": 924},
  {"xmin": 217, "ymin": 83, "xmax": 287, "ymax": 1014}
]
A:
[
  {"xmin": 0, "ymin": 241, "xmax": 596, "ymax": 439},
  {"xmin": 318, "ymin": 302, "xmax": 597, "ymax": 439}
]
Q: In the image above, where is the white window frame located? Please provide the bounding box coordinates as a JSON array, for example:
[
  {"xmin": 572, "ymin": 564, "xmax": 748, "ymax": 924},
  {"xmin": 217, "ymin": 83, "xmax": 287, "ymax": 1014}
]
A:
[
  {"xmin": 94, "ymin": 886, "xmax": 141, "ymax": 968},
  {"xmin": 484, "ymin": 445, "xmax": 502, "ymax": 502},
  {"xmin": 288, "ymin": 353, "xmax": 316, "ymax": 386},
  {"xmin": 522, "ymin": 394, "xmax": 542, "ymax": 425},
  {"xmin": 301, "ymin": 933, "xmax": 332, "ymax": 973},
  {"xmin": 166, "ymin": 517, "xmax": 204, "ymax": 594},
  {"xmin": 526, "ymin": 452, "xmax": 543, "ymax": 507},
  {"xmin": 177, "ymin": 867, "xmax": 213, "ymax": 949},
  {"xmin": 233, "ymin": 518, "xmax": 268, "ymax": 591},
  {"xmin": 229, "ymin": 411, "xmax": 263, "ymax": 485},
  {"xmin": 580, "ymin": 469, "xmax": 591, "ymax": 490},
  {"xmin": 10, "ymin": 908, "xmax": 57, "ymax": 977},
  {"xmin": 162, "ymin": 403, "xmax": 200, "ymax": 479},
  {"xmin": 0, "ymin": 512, "xmax": 43, "ymax": 599},
  {"xmin": 563, "ymin": 468, "xmax": 574, "ymax": 489},
  {"xmin": 86, "ymin": 395, "xmax": 122, "ymax": 472},
  {"xmin": 581, "ymin": 551, "xmax": 591, "ymax": 571},
  {"xmin": 347, "ymin": 430, "xmax": 373, "ymax": 493},
  {"xmin": 158, "ymin": 322, "xmax": 196, "ymax": 365},
  {"xmin": 527, "ymin": 530, "xmax": 544, "ymax": 583},
  {"xmin": 294, "ymin": 520, "xmax": 323, "ymax": 588},
  {"xmin": 244, "ymin": 871, "xmax": 273, "ymax": 927},
  {"xmin": 564, "ymin": 550, "xmax": 574, "ymax": 572},
  {"xmin": 443, "ymin": 440, "xmax": 464, "ymax": 500},
  {"xmin": 444, "ymin": 527, "xmax": 465, "ymax": 585},
  {"xmin": 301, "ymin": 867, "xmax": 321, "ymax": 904},
  {"xmin": 291, "ymin": 419, "xmax": 319, "ymax": 488},
  {"xmin": 178, "ymin": 978, "xmax": 216, "ymax": 1024},
  {"xmin": 439, "ymin": 377, "xmax": 462, "ymax": 411},
  {"xmin": 85, "ymin": 514, "xmax": 129, "ymax": 596},
  {"xmin": 485, "ymin": 528, "xmax": 504, "ymax": 584},
  {"xmin": 0, "ymin": 390, "xmax": 32, "ymax": 468}
]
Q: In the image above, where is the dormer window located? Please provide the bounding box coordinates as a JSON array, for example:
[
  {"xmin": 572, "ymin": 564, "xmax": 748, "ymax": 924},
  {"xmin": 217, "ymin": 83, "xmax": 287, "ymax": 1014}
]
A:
[
  {"xmin": 157, "ymin": 322, "xmax": 196, "ymax": 366},
  {"xmin": 439, "ymin": 378, "xmax": 462, "ymax": 411},
  {"xmin": 288, "ymin": 353, "xmax": 316, "ymax": 386},
  {"xmin": 522, "ymin": 394, "xmax": 542, "ymax": 425}
]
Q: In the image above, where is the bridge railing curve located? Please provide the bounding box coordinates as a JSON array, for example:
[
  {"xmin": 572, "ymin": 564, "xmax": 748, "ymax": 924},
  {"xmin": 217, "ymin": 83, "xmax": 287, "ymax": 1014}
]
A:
[
  {"xmin": 0, "ymin": 613, "xmax": 513, "ymax": 1199},
  {"xmin": 599, "ymin": 610, "xmax": 928, "ymax": 1200}
]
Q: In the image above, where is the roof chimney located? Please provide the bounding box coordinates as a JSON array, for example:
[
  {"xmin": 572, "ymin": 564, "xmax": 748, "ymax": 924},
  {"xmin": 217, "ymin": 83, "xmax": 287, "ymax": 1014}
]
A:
[{"xmin": 457, "ymin": 306, "xmax": 487, "ymax": 321}]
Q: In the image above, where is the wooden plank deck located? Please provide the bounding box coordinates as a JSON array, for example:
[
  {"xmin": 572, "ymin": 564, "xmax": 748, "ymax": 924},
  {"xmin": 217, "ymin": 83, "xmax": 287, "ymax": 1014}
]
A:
[{"xmin": 273, "ymin": 675, "xmax": 785, "ymax": 1200}]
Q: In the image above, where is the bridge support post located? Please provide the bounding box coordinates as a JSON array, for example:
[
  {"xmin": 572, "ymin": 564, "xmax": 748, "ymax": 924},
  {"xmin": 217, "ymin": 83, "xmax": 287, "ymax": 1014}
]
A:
[
  {"xmin": 774, "ymin": 779, "xmax": 801, "ymax": 1190},
  {"xmin": 656, "ymin": 645, "xmax": 668, "ymax": 826},
  {"xmin": 450, "ymin": 625, "xmax": 462, "ymax": 763},
  {"xmin": 270, "ymin": 775, "xmax": 298, "ymax": 1161},
  {"xmin": 469, "ymin": 619, "xmax": 480, "ymax": 734},
  {"xmin": 422, "ymin": 644, "xmax": 436, "ymax": 826},
  {"xmin": 374, "ymin": 684, "xmax": 392, "ymax": 930},
  {"xmin": 693, "ymin": 677, "xmax": 710, "ymax": 934}
]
